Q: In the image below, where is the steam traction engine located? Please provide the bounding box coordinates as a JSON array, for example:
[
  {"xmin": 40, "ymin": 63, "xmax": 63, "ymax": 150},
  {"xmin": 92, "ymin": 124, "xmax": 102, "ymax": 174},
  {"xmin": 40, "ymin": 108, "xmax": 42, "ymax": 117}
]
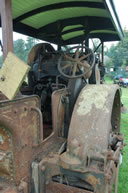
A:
[{"xmin": 0, "ymin": 0, "xmax": 125, "ymax": 192}]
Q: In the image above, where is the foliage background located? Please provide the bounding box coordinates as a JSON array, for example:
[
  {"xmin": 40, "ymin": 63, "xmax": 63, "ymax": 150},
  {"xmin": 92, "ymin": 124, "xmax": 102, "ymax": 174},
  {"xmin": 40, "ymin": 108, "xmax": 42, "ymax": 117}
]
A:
[
  {"xmin": 118, "ymin": 87, "xmax": 128, "ymax": 193},
  {"xmin": 0, "ymin": 37, "xmax": 39, "ymax": 65},
  {"xmin": 105, "ymin": 30, "xmax": 128, "ymax": 69}
]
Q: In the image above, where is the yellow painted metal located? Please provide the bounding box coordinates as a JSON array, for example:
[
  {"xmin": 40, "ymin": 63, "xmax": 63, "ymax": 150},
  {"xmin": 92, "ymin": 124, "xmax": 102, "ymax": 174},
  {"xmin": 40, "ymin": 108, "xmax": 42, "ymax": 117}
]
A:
[{"xmin": 0, "ymin": 52, "xmax": 30, "ymax": 100}]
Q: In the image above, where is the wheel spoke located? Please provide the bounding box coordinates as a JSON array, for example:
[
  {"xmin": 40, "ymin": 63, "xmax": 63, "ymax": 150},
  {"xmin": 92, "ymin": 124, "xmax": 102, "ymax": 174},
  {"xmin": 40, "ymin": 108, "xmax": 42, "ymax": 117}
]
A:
[
  {"xmin": 80, "ymin": 53, "xmax": 91, "ymax": 61},
  {"xmin": 75, "ymin": 48, "xmax": 79, "ymax": 59},
  {"xmin": 78, "ymin": 60, "xmax": 90, "ymax": 68},
  {"xmin": 62, "ymin": 63, "xmax": 72, "ymax": 70},
  {"xmin": 72, "ymin": 62, "xmax": 77, "ymax": 76},
  {"xmin": 64, "ymin": 54, "xmax": 74, "ymax": 62},
  {"xmin": 58, "ymin": 45, "xmax": 94, "ymax": 78},
  {"xmin": 78, "ymin": 61, "xmax": 85, "ymax": 67}
]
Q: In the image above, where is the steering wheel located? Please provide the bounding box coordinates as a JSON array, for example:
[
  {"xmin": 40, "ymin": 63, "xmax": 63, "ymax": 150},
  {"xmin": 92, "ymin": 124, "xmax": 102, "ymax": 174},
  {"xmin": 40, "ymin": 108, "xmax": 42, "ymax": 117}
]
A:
[{"xmin": 58, "ymin": 46, "xmax": 95, "ymax": 79}]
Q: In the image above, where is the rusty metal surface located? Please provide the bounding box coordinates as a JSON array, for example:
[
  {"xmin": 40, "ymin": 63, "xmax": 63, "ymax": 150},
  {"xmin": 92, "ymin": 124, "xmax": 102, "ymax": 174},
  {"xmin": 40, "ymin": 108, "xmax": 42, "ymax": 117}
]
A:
[
  {"xmin": 56, "ymin": 84, "xmax": 123, "ymax": 193},
  {"xmin": 1, "ymin": 187, "xmax": 17, "ymax": 193},
  {"xmin": 0, "ymin": 180, "xmax": 17, "ymax": 193},
  {"xmin": 0, "ymin": 96, "xmax": 40, "ymax": 183},
  {"xmin": 46, "ymin": 181, "xmax": 93, "ymax": 193},
  {"xmin": 0, "ymin": 95, "xmax": 66, "ymax": 193},
  {"xmin": 0, "ymin": 84, "xmax": 123, "ymax": 193},
  {"xmin": 52, "ymin": 89, "xmax": 67, "ymax": 134},
  {"xmin": 66, "ymin": 84, "xmax": 121, "ymax": 163},
  {"xmin": 0, "ymin": 80, "xmax": 123, "ymax": 193},
  {"xmin": 0, "ymin": 95, "xmax": 64, "ymax": 184},
  {"xmin": 0, "ymin": 0, "xmax": 124, "ymax": 192}
]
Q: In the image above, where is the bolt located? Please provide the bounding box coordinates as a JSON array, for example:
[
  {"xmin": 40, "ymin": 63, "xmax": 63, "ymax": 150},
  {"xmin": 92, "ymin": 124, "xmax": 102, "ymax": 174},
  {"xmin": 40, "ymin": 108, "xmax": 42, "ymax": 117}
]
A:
[
  {"xmin": 14, "ymin": 109, "xmax": 17, "ymax": 114},
  {"xmin": 24, "ymin": 107, "xmax": 28, "ymax": 111},
  {"xmin": 105, "ymin": 169, "xmax": 112, "ymax": 182},
  {"xmin": 10, "ymin": 165, "xmax": 13, "ymax": 170},
  {"xmin": 71, "ymin": 138, "xmax": 79, "ymax": 147},
  {"xmin": 0, "ymin": 75, "xmax": 5, "ymax": 81},
  {"xmin": 18, "ymin": 185, "xmax": 23, "ymax": 191},
  {"xmin": 42, "ymin": 166, "xmax": 45, "ymax": 171},
  {"xmin": 46, "ymin": 180, "xmax": 49, "ymax": 185},
  {"xmin": 10, "ymin": 177, "xmax": 14, "ymax": 181}
]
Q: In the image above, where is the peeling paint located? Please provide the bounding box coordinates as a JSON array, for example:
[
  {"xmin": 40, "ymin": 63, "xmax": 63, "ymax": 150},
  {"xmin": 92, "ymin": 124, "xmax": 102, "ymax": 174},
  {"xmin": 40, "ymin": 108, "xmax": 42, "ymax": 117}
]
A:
[
  {"xmin": 87, "ymin": 174, "xmax": 101, "ymax": 187},
  {"xmin": 77, "ymin": 85, "xmax": 111, "ymax": 115}
]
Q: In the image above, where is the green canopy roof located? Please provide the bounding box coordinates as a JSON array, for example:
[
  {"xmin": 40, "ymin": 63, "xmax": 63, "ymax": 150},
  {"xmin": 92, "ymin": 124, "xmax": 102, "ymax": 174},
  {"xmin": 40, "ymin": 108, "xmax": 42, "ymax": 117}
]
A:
[{"xmin": 1, "ymin": 0, "xmax": 124, "ymax": 45}]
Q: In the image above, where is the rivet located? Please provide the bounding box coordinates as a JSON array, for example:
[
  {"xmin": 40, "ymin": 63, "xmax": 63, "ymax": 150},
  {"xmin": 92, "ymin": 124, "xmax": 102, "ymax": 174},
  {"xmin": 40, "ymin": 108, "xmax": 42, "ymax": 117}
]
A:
[
  {"xmin": 10, "ymin": 165, "xmax": 13, "ymax": 169},
  {"xmin": 14, "ymin": 109, "xmax": 17, "ymax": 114},
  {"xmin": 0, "ymin": 75, "xmax": 5, "ymax": 81},
  {"xmin": 24, "ymin": 107, "xmax": 28, "ymax": 111},
  {"xmin": 42, "ymin": 166, "xmax": 45, "ymax": 171},
  {"xmin": 10, "ymin": 177, "xmax": 14, "ymax": 181},
  {"xmin": 46, "ymin": 180, "xmax": 49, "ymax": 185}
]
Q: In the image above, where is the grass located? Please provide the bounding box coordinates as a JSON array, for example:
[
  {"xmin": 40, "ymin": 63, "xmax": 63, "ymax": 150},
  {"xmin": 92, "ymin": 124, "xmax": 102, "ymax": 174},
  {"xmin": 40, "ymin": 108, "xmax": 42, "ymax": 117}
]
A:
[
  {"xmin": 118, "ymin": 87, "xmax": 128, "ymax": 193},
  {"xmin": 105, "ymin": 76, "xmax": 128, "ymax": 193}
]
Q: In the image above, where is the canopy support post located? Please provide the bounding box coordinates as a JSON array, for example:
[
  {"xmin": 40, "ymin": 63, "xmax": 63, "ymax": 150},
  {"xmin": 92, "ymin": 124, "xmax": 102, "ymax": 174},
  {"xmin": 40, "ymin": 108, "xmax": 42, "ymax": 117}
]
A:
[
  {"xmin": 102, "ymin": 41, "xmax": 104, "ymax": 64},
  {"xmin": 0, "ymin": 0, "xmax": 13, "ymax": 61},
  {"xmin": 84, "ymin": 17, "xmax": 89, "ymax": 47}
]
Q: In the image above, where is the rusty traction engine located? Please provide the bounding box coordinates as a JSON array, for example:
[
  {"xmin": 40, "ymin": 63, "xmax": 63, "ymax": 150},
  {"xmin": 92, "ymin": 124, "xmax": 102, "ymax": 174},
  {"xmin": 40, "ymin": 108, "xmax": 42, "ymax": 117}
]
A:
[{"xmin": 0, "ymin": 43, "xmax": 124, "ymax": 193}]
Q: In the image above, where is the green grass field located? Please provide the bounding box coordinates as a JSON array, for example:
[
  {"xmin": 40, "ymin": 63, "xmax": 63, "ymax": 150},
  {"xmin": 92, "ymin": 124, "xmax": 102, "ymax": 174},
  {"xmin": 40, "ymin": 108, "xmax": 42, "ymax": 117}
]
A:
[
  {"xmin": 105, "ymin": 77, "xmax": 128, "ymax": 193},
  {"xmin": 118, "ymin": 87, "xmax": 128, "ymax": 193}
]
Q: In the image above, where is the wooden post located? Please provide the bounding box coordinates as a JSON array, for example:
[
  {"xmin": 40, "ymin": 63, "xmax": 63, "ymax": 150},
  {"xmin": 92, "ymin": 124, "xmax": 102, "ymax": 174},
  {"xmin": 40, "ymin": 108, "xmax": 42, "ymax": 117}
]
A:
[{"xmin": 0, "ymin": 0, "xmax": 13, "ymax": 60}]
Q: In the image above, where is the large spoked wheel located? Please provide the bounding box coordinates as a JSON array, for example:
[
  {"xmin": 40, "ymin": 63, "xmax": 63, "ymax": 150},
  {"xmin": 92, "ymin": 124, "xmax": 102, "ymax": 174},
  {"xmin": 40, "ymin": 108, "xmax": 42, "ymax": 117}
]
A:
[{"xmin": 58, "ymin": 46, "xmax": 95, "ymax": 79}]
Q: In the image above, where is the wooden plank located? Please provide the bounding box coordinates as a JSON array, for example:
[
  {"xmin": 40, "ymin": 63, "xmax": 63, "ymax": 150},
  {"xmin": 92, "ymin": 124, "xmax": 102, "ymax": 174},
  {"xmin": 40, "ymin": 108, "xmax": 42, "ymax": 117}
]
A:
[
  {"xmin": 0, "ymin": 52, "xmax": 30, "ymax": 100},
  {"xmin": 0, "ymin": 0, "xmax": 13, "ymax": 60}
]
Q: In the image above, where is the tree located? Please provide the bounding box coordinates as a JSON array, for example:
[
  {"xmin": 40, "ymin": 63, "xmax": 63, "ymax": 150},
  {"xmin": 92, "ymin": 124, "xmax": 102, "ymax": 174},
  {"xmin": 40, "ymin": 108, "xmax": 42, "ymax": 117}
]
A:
[
  {"xmin": 14, "ymin": 39, "xmax": 26, "ymax": 61},
  {"xmin": 105, "ymin": 30, "xmax": 128, "ymax": 68},
  {"xmin": 14, "ymin": 36, "xmax": 40, "ymax": 62},
  {"xmin": 0, "ymin": 36, "xmax": 40, "ymax": 65},
  {"xmin": 25, "ymin": 37, "xmax": 39, "ymax": 52}
]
